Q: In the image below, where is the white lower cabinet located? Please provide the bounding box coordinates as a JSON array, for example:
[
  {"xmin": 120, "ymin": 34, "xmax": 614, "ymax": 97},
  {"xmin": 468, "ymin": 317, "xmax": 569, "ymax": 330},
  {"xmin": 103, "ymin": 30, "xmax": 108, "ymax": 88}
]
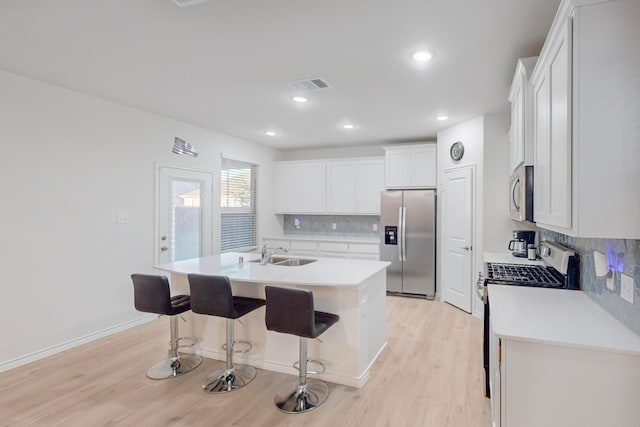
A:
[
  {"xmin": 492, "ymin": 337, "xmax": 640, "ymax": 427},
  {"xmin": 262, "ymin": 237, "xmax": 379, "ymax": 260}
]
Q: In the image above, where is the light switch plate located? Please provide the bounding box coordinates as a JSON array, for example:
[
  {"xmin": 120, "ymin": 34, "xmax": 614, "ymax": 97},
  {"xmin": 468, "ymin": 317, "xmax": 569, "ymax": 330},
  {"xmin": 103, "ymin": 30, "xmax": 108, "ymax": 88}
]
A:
[
  {"xmin": 621, "ymin": 274, "xmax": 634, "ymax": 304},
  {"xmin": 331, "ymin": 223, "xmax": 337, "ymax": 230},
  {"xmin": 372, "ymin": 223, "xmax": 378, "ymax": 231}
]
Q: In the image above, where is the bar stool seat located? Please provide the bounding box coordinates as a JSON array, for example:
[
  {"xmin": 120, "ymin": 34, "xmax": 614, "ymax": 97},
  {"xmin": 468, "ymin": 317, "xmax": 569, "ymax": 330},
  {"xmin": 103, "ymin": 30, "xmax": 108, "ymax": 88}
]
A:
[
  {"xmin": 188, "ymin": 274, "xmax": 265, "ymax": 393},
  {"xmin": 131, "ymin": 273, "xmax": 202, "ymax": 379},
  {"xmin": 265, "ymin": 285, "xmax": 339, "ymax": 413}
]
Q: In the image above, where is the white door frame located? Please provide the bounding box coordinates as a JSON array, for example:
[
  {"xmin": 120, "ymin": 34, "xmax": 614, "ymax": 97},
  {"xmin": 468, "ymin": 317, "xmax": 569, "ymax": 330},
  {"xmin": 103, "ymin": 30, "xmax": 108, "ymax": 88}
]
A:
[
  {"xmin": 154, "ymin": 163, "xmax": 214, "ymax": 265},
  {"xmin": 440, "ymin": 164, "xmax": 476, "ymax": 313}
]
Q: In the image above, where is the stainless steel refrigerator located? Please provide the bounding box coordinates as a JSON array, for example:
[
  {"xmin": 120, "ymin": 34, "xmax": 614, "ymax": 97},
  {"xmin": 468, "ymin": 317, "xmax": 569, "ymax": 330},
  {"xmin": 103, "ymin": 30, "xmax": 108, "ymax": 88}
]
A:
[{"xmin": 380, "ymin": 190, "xmax": 436, "ymax": 299}]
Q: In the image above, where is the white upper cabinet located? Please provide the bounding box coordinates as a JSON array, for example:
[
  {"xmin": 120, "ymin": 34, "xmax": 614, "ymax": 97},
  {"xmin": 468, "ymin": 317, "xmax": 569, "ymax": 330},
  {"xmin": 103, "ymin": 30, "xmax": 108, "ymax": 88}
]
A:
[
  {"xmin": 355, "ymin": 158, "xmax": 384, "ymax": 214},
  {"xmin": 508, "ymin": 57, "xmax": 537, "ymax": 173},
  {"xmin": 384, "ymin": 144, "xmax": 437, "ymax": 189},
  {"xmin": 326, "ymin": 160, "xmax": 356, "ymax": 213},
  {"xmin": 532, "ymin": 16, "xmax": 572, "ymax": 229},
  {"xmin": 531, "ymin": 0, "xmax": 640, "ymax": 238},
  {"xmin": 275, "ymin": 157, "xmax": 384, "ymax": 215},
  {"xmin": 274, "ymin": 161, "xmax": 326, "ymax": 214}
]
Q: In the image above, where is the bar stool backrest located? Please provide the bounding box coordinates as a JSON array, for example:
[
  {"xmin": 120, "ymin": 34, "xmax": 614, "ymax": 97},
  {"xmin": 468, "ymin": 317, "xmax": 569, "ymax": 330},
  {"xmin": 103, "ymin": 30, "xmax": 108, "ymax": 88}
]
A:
[
  {"xmin": 265, "ymin": 286, "xmax": 315, "ymax": 338},
  {"xmin": 131, "ymin": 274, "xmax": 173, "ymax": 315},
  {"xmin": 188, "ymin": 274, "xmax": 235, "ymax": 318}
]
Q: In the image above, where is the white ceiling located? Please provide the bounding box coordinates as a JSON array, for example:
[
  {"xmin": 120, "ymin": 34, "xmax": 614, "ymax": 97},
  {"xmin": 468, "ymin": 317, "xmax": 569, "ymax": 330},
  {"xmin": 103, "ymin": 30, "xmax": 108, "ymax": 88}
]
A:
[{"xmin": 0, "ymin": 0, "xmax": 561, "ymax": 150}]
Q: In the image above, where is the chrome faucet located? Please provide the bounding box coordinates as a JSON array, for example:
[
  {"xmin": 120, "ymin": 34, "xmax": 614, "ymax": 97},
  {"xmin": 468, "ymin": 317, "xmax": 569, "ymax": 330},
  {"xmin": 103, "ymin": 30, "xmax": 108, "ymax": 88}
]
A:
[{"xmin": 261, "ymin": 242, "xmax": 289, "ymax": 265}]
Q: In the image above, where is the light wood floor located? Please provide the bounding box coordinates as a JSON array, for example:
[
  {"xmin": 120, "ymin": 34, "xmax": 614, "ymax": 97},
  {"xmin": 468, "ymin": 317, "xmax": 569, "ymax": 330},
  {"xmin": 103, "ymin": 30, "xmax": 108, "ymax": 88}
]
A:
[{"xmin": 0, "ymin": 297, "xmax": 491, "ymax": 427}]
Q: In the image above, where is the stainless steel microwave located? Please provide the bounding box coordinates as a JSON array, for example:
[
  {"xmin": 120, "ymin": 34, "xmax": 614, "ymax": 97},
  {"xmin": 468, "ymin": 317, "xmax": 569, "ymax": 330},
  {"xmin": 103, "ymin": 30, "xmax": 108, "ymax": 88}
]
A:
[{"xmin": 509, "ymin": 165, "xmax": 534, "ymax": 222}]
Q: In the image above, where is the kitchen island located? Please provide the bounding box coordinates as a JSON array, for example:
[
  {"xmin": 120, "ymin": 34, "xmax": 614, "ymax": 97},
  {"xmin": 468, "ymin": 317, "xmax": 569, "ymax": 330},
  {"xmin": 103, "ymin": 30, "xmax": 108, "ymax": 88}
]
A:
[{"xmin": 155, "ymin": 253, "xmax": 390, "ymax": 387}]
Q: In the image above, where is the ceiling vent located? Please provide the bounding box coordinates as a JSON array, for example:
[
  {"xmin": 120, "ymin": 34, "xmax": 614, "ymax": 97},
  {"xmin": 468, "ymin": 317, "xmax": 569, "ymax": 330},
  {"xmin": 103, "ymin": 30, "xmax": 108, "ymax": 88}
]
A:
[
  {"xmin": 171, "ymin": 0, "xmax": 212, "ymax": 7},
  {"xmin": 286, "ymin": 78, "xmax": 332, "ymax": 92}
]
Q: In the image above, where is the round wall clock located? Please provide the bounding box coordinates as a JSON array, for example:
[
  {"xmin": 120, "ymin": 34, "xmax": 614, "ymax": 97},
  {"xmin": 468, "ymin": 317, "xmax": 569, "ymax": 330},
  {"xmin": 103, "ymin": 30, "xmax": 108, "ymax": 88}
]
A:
[{"xmin": 450, "ymin": 141, "xmax": 464, "ymax": 161}]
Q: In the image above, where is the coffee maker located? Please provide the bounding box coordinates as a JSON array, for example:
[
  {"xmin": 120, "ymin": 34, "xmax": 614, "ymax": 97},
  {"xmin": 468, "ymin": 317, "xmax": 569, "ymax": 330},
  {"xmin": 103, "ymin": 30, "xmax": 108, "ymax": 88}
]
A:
[{"xmin": 508, "ymin": 230, "xmax": 536, "ymax": 257}]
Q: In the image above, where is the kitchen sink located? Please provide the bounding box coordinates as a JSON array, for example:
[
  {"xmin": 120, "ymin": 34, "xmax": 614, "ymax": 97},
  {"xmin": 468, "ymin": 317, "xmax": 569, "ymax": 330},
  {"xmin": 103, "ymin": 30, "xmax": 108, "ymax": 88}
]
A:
[{"xmin": 249, "ymin": 256, "xmax": 317, "ymax": 266}]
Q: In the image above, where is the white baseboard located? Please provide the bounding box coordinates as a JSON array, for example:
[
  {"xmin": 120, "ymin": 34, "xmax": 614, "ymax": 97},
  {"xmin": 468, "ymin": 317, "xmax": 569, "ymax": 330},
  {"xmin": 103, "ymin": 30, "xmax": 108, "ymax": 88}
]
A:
[{"xmin": 0, "ymin": 314, "xmax": 157, "ymax": 373}]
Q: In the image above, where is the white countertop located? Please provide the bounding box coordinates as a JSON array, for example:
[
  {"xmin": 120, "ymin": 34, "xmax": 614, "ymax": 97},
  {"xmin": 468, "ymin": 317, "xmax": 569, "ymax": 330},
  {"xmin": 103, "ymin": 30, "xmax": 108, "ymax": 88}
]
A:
[
  {"xmin": 155, "ymin": 252, "xmax": 390, "ymax": 287},
  {"xmin": 263, "ymin": 235, "xmax": 380, "ymax": 244},
  {"xmin": 483, "ymin": 251, "xmax": 542, "ymax": 265},
  {"xmin": 489, "ymin": 285, "xmax": 640, "ymax": 356}
]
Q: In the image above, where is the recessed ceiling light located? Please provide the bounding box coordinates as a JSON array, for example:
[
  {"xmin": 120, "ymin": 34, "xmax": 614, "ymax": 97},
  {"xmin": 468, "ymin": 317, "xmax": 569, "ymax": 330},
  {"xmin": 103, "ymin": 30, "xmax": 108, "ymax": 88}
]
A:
[
  {"xmin": 411, "ymin": 50, "xmax": 433, "ymax": 62},
  {"xmin": 436, "ymin": 116, "xmax": 449, "ymax": 121},
  {"xmin": 343, "ymin": 123, "xmax": 355, "ymax": 130},
  {"xmin": 291, "ymin": 96, "xmax": 308, "ymax": 103},
  {"xmin": 265, "ymin": 131, "xmax": 276, "ymax": 136}
]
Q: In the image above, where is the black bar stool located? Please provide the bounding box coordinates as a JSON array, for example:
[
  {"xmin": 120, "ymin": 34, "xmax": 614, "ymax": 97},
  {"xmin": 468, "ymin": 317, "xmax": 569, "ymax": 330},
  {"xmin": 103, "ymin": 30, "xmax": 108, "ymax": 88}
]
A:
[
  {"xmin": 188, "ymin": 274, "xmax": 266, "ymax": 393},
  {"xmin": 264, "ymin": 286, "xmax": 339, "ymax": 413},
  {"xmin": 131, "ymin": 273, "xmax": 202, "ymax": 379}
]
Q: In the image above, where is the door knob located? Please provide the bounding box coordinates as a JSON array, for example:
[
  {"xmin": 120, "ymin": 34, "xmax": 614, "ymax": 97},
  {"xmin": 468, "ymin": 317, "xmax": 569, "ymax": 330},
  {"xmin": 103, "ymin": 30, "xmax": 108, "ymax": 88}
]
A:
[
  {"xmin": 160, "ymin": 246, "xmax": 168, "ymax": 251},
  {"xmin": 461, "ymin": 246, "xmax": 471, "ymax": 251}
]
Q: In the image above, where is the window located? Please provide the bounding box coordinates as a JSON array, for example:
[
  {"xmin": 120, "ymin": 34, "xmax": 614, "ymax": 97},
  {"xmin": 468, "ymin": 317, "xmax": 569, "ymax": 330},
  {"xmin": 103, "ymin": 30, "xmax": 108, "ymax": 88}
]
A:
[{"xmin": 220, "ymin": 157, "xmax": 257, "ymax": 252}]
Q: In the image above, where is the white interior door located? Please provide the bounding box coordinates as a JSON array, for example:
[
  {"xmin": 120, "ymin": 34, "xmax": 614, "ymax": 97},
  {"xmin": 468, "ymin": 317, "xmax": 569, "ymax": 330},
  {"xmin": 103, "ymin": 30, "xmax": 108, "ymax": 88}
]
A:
[
  {"xmin": 441, "ymin": 167, "xmax": 473, "ymax": 313},
  {"xmin": 156, "ymin": 166, "xmax": 213, "ymax": 265}
]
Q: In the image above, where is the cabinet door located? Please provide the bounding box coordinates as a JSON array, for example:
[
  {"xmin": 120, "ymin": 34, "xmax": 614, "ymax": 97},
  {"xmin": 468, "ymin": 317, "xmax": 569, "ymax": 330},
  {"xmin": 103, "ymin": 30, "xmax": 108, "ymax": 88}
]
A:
[
  {"xmin": 275, "ymin": 163, "xmax": 299, "ymax": 213},
  {"xmin": 533, "ymin": 69, "xmax": 551, "ymax": 224},
  {"xmin": 410, "ymin": 145, "xmax": 437, "ymax": 187},
  {"xmin": 546, "ymin": 22, "xmax": 572, "ymax": 228},
  {"xmin": 275, "ymin": 161, "xmax": 326, "ymax": 213},
  {"xmin": 509, "ymin": 76, "xmax": 525, "ymax": 172},
  {"xmin": 385, "ymin": 149, "xmax": 411, "ymax": 188},
  {"xmin": 355, "ymin": 159, "xmax": 384, "ymax": 214},
  {"xmin": 533, "ymin": 19, "xmax": 572, "ymax": 229},
  {"xmin": 326, "ymin": 161, "xmax": 356, "ymax": 213}
]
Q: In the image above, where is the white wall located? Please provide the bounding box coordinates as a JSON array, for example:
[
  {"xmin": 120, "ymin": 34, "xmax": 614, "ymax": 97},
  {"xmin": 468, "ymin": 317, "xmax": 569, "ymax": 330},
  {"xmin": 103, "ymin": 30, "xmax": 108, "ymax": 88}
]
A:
[
  {"xmin": 279, "ymin": 144, "xmax": 385, "ymax": 160},
  {"xmin": 0, "ymin": 70, "xmax": 282, "ymax": 370},
  {"xmin": 437, "ymin": 114, "xmax": 512, "ymax": 318},
  {"xmin": 482, "ymin": 114, "xmax": 514, "ymax": 253}
]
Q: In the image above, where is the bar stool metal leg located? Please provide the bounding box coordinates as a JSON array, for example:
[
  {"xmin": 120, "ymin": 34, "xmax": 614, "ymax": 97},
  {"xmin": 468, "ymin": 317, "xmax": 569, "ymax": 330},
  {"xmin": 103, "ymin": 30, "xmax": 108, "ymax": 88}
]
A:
[
  {"xmin": 202, "ymin": 318, "xmax": 257, "ymax": 393},
  {"xmin": 146, "ymin": 315, "xmax": 203, "ymax": 380},
  {"xmin": 274, "ymin": 337, "xmax": 330, "ymax": 413}
]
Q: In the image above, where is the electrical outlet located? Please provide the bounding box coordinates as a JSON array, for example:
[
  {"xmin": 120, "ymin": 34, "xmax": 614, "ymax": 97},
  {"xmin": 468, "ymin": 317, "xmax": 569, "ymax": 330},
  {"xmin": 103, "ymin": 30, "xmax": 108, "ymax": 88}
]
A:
[
  {"xmin": 372, "ymin": 223, "xmax": 378, "ymax": 232},
  {"xmin": 607, "ymin": 274, "xmax": 615, "ymax": 291},
  {"xmin": 621, "ymin": 274, "xmax": 634, "ymax": 304},
  {"xmin": 116, "ymin": 213, "xmax": 130, "ymax": 224},
  {"xmin": 331, "ymin": 222, "xmax": 337, "ymax": 230}
]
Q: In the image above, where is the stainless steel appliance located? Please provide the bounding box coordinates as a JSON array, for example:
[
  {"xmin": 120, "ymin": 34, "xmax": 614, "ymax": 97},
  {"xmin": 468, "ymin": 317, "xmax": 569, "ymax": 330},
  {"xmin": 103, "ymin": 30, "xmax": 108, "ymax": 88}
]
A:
[
  {"xmin": 509, "ymin": 165, "xmax": 534, "ymax": 222},
  {"xmin": 477, "ymin": 241, "xmax": 579, "ymax": 398},
  {"xmin": 508, "ymin": 230, "xmax": 536, "ymax": 257},
  {"xmin": 380, "ymin": 190, "xmax": 436, "ymax": 299}
]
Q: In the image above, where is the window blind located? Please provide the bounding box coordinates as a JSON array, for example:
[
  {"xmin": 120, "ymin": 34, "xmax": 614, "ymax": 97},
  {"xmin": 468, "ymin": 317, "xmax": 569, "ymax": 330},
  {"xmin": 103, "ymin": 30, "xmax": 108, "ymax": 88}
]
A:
[{"xmin": 220, "ymin": 158, "xmax": 257, "ymax": 252}]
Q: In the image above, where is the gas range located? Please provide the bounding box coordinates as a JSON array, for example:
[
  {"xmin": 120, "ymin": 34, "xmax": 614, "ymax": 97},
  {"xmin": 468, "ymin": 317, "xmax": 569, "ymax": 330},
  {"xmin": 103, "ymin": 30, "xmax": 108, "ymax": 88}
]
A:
[
  {"xmin": 485, "ymin": 263, "xmax": 567, "ymax": 288},
  {"xmin": 480, "ymin": 241, "xmax": 579, "ymax": 399},
  {"xmin": 481, "ymin": 240, "xmax": 579, "ymax": 293}
]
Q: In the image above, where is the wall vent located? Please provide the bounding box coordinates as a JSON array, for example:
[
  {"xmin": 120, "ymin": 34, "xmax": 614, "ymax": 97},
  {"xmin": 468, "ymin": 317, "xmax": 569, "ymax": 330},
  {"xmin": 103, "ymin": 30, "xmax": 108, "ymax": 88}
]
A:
[
  {"xmin": 286, "ymin": 77, "xmax": 332, "ymax": 91},
  {"xmin": 171, "ymin": 0, "xmax": 212, "ymax": 7}
]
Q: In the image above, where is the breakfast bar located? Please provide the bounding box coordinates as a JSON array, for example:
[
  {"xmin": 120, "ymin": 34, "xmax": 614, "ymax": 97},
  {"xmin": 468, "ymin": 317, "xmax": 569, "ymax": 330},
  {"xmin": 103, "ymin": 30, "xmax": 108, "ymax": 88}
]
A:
[{"xmin": 155, "ymin": 253, "xmax": 390, "ymax": 388}]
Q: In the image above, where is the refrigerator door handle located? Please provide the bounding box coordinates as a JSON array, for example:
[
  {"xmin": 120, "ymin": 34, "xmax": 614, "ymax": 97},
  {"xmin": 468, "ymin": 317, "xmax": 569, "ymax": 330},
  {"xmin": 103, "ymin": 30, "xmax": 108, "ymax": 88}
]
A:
[
  {"xmin": 401, "ymin": 206, "xmax": 407, "ymax": 261},
  {"xmin": 398, "ymin": 207, "xmax": 403, "ymax": 261}
]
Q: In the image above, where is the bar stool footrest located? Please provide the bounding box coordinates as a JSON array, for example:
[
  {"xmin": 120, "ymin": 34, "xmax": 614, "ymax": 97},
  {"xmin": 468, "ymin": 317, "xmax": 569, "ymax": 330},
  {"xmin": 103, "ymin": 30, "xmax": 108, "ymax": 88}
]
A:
[
  {"xmin": 221, "ymin": 340, "xmax": 252, "ymax": 354},
  {"xmin": 293, "ymin": 359, "xmax": 326, "ymax": 375}
]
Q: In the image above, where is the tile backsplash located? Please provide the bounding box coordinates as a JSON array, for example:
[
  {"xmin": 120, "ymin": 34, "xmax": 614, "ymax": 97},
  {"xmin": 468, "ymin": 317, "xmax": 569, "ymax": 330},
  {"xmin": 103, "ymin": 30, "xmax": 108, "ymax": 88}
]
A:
[
  {"xmin": 540, "ymin": 229, "xmax": 640, "ymax": 336},
  {"xmin": 283, "ymin": 214, "xmax": 380, "ymax": 238}
]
